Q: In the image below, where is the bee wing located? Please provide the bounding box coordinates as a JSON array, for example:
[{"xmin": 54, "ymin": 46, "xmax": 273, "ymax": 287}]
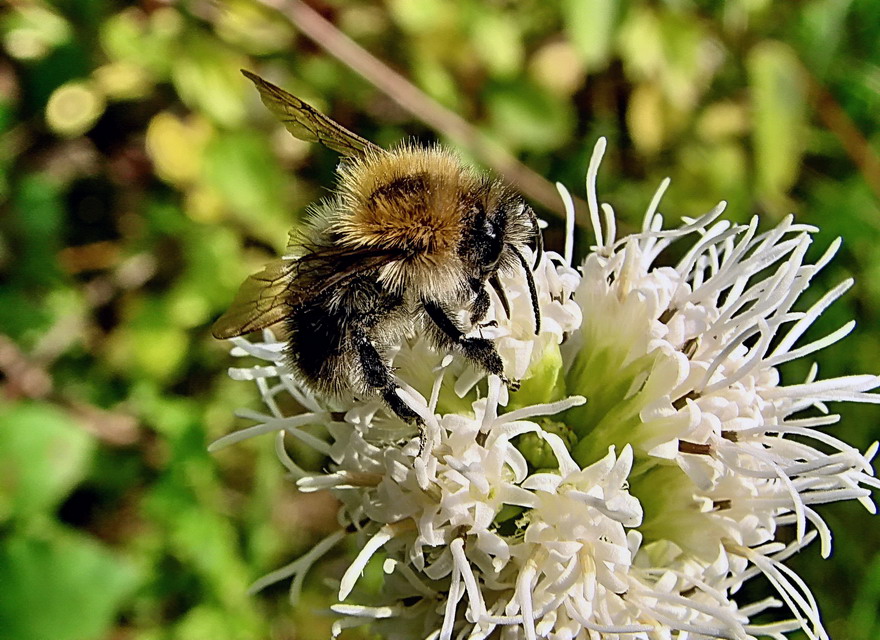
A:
[
  {"xmin": 284, "ymin": 247, "xmax": 404, "ymax": 306},
  {"xmin": 212, "ymin": 259, "xmax": 298, "ymax": 339},
  {"xmin": 241, "ymin": 70, "xmax": 384, "ymax": 158},
  {"xmin": 212, "ymin": 248, "xmax": 404, "ymax": 339}
]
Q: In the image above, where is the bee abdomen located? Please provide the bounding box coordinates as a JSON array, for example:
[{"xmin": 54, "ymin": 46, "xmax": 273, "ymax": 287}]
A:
[
  {"xmin": 286, "ymin": 300, "xmax": 347, "ymax": 395},
  {"xmin": 286, "ymin": 281, "xmax": 409, "ymax": 398}
]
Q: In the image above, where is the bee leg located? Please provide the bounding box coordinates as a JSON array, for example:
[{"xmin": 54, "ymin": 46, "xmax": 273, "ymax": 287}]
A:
[
  {"xmin": 423, "ymin": 299, "xmax": 504, "ymax": 379},
  {"xmin": 469, "ymin": 279, "xmax": 492, "ymax": 326},
  {"xmin": 383, "ymin": 389, "xmax": 422, "ymax": 425},
  {"xmin": 351, "ymin": 328, "xmax": 422, "ymax": 425},
  {"xmin": 469, "ymin": 277, "xmax": 510, "ymax": 329},
  {"xmin": 468, "ymin": 281, "xmax": 499, "ymax": 330},
  {"xmin": 417, "ymin": 428, "xmax": 427, "ymax": 456}
]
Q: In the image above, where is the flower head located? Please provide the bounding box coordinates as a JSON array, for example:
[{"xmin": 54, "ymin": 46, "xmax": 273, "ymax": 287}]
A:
[{"xmin": 214, "ymin": 138, "xmax": 879, "ymax": 640}]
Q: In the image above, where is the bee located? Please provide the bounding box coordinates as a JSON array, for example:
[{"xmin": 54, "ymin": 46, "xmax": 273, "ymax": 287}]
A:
[{"xmin": 213, "ymin": 70, "xmax": 542, "ymax": 426}]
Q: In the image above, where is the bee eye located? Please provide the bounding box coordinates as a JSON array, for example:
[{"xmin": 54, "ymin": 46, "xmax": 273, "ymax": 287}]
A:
[
  {"xmin": 460, "ymin": 202, "xmax": 506, "ymax": 277},
  {"xmin": 478, "ymin": 218, "xmax": 504, "ymax": 275}
]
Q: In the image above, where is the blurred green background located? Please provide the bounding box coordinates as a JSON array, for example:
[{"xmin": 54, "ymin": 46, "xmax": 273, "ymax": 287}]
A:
[{"xmin": 1, "ymin": 1, "xmax": 879, "ymax": 639}]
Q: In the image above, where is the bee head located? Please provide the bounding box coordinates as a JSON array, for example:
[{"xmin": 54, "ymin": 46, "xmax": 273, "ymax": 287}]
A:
[{"xmin": 459, "ymin": 183, "xmax": 542, "ymax": 334}]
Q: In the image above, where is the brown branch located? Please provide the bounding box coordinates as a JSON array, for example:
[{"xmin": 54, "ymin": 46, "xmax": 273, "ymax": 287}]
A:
[
  {"xmin": 806, "ymin": 71, "xmax": 880, "ymax": 203},
  {"xmin": 0, "ymin": 334, "xmax": 140, "ymax": 446},
  {"xmin": 0, "ymin": 335, "xmax": 53, "ymax": 400},
  {"xmin": 257, "ymin": 0, "xmax": 586, "ymax": 220}
]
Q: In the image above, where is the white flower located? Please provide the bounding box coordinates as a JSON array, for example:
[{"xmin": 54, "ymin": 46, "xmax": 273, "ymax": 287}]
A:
[{"xmin": 214, "ymin": 138, "xmax": 879, "ymax": 640}]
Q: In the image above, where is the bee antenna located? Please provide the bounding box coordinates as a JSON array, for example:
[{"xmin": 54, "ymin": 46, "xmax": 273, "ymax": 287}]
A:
[
  {"xmin": 512, "ymin": 248, "xmax": 541, "ymax": 335},
  {"xmin": 525, "ymin": 206, "xmax": 544, "ymax": 269}
]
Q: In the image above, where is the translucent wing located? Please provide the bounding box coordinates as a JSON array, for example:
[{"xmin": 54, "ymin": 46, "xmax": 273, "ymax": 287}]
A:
[
  {"xmin": 212, "ymin": 248, "xmax": 404, "ymax": 339},
  {"xmin": 241, "ymin": 69, "xmax": 384, "ymax": 158},
  {"xmin": 283, "ymin": 247, "xmax": 404, "ymax": 307},
  {"xmin": 212, "ymin": 259, "xmax": 297, "ymax": 339}
]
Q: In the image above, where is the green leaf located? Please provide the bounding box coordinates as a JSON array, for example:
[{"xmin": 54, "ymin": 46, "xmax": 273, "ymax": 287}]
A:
[
  {"xmin": 797, "ymin": 0, "xmax": 850, "ymax": 76},
  {"xmin": 171, "ymin": 32, "xmax": 247, "ymax": 127},
  {"xmin": 617, "ymin": 7, "xmax": 663, "ymax": 79},
  {"xmin": 0, "ymin": 534, "xmax": 140, "ymax": 640},
  {"xmin": 747, "ymin": 41, "xmax": 807, "ymax": 207},
  {"xmin": 145, "ymin": 480, "xmax": 256, "ymax": 609},
  {"xmin": 470, "ymin": 13, "xmax": 523, "ymax": 78},
  {"xmin": 9, "ymin": 174, "xmax": 64, "ymax": 288},
  {"xmin": 0, "ymin": 5, "xmax": 71, "ymax": 61},
  {"xmin": 201, "ymin": 130, "xmax": 292, "ymax": 246},
  {"xmin": 99, "ymin": 7, "xmax": 181, "ymax": 77},
  {"xmin": 0, "ymin": 402, "xmax": 93, "ymax": 522},
  {"xmin": 563, "ymin": 0, "xmax": 617, "ymax": 69},
  {"xmin": 387, "ymin": 0, "xmax": 450, "ymax": 33},
  {"xmin": 105, "ymin": 297, "xmax": 189, "ymax": 382},
  {"xmin": 410, "ymin": 54, "xmax": 462, "ymax": 111},
  {"xmin": 486, "ymin": 83, "xmax": 574, "ymax": 152}
]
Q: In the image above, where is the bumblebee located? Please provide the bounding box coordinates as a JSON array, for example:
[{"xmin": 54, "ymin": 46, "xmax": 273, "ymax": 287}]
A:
[{"xmin": 213, "ymin": 70, "xmax": 542, "ymax": 424}]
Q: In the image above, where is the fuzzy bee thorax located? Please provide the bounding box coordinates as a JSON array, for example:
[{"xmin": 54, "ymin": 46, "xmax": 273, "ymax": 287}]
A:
[{"xmin": 330, "ymin": 145, "xmax": 478, "ymax": 257}]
